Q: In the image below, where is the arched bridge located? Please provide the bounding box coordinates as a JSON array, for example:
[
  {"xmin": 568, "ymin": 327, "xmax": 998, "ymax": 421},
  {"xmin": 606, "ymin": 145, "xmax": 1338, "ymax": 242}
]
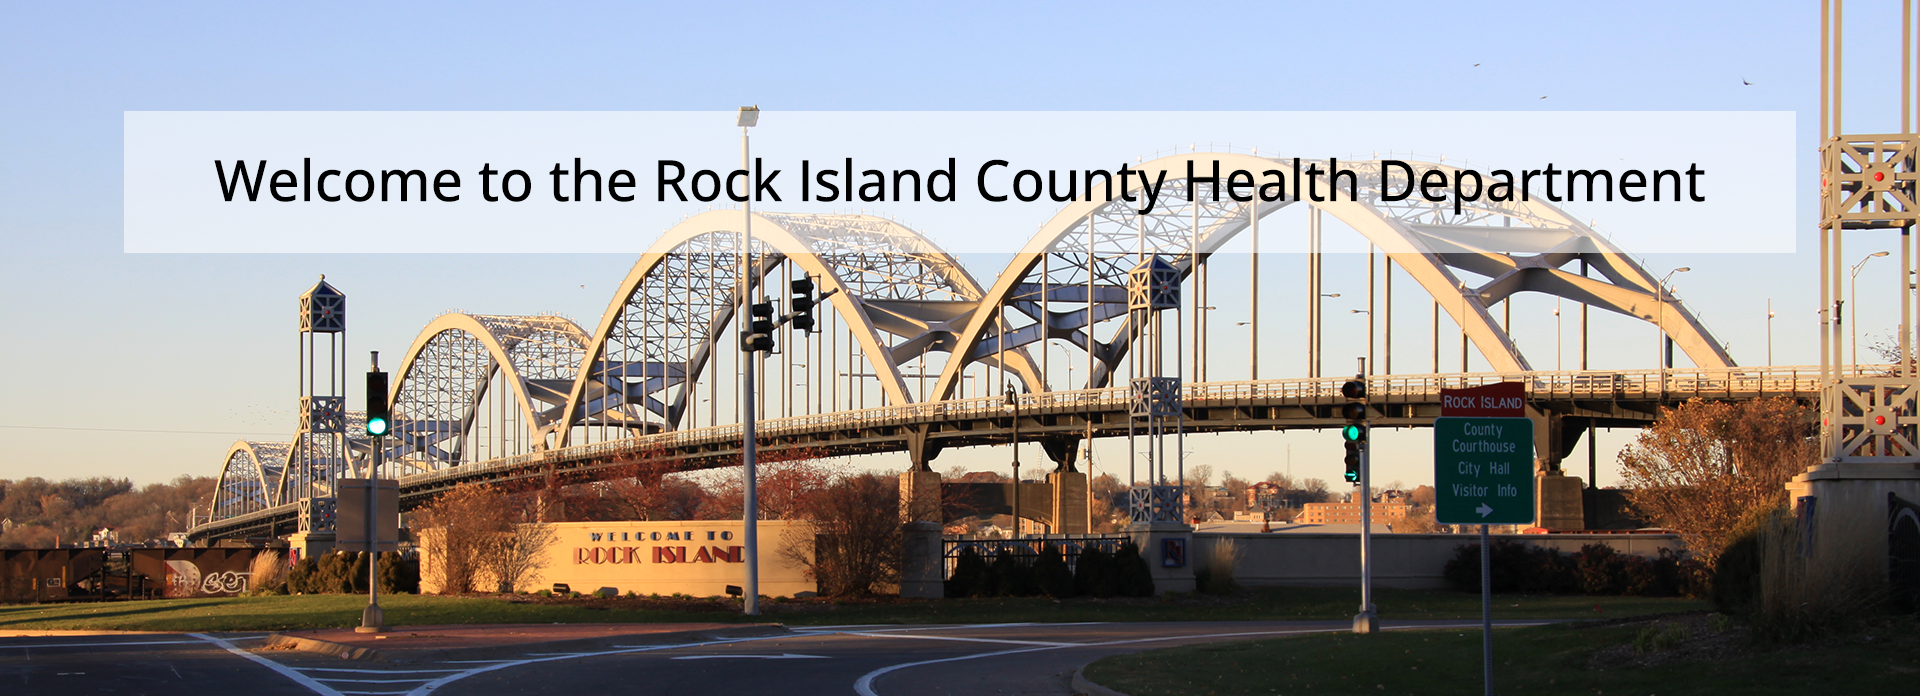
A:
[{"xmin": 195, "ymin": 154, "xmax": 1821, "ymax": 541}]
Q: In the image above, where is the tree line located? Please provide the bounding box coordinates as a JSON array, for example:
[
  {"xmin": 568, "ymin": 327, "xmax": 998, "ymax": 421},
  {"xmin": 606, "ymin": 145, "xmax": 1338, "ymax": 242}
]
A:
[{"xmin": 0, "ymin": 476, "xmax": 214, "ymax": 548}]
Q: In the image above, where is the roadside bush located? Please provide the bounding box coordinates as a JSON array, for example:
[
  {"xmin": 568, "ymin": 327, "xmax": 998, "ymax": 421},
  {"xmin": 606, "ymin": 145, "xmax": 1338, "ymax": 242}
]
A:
[
  {"xmin": 379, "ymin": 554, "xmax": 420, "ymax": 594},
  {"xmin": 1112, "ymin": 542, "xmax": 1155, "ymax": 598},
  {"xmin": 945, "ymin": 547, "xmax": 989, "ymax": 598},
  {"xmin": 1074, "ymin": 546, "xmax": 1118, "ymax": 598},
  {"xmin": 989, "ymin": 549, "xmax": 1038, "ymax": 597},
  {"xmin": 287, "ymin": 556, "xmax": 319, "ymax": 594},
  {"xmin": 247, "ymin": 550, "xmax": 287, "ymax": 595},
  {"xmin": 1032, "ymin": 544, "xmax": 1075, "ymax": 598},
  {"xmin": 1195, "ymin": 538, "xmax": 1241, "ymax": 595},
  {"xmin": 1712, "ymin": 504, "xmax": 1783, "ymax": 614},
  {"xmin": 1751, "ymin": 503, "xmax": 1887, "ymax": 643},
  {"xmin": 1444, "ymin": 539, "xmax": 1694, "ymax": 597}
]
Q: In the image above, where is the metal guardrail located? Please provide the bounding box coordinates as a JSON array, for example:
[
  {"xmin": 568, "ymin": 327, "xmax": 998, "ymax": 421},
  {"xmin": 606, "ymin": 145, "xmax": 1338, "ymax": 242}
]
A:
[{"xmin": 193, "ymin": 365, "xmax": 1852, "ymax": 538}]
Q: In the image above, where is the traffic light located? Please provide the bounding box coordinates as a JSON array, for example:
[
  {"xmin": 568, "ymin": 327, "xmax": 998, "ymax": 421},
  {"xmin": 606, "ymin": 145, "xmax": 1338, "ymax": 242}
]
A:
[
  {"xmin": 365, "ymin": 368, "xmax": 390, "ymax": 437},
  {"xmin": 743, "ymin": 299, "xmax": 776, "ymax": 352},
  {"xmin": 1341, "ymin": 378, "xmax": 1366, "ymax": 484},
  {"xmin": 790, "ymin": 276, "xmax": 816, "ymax": 333}
]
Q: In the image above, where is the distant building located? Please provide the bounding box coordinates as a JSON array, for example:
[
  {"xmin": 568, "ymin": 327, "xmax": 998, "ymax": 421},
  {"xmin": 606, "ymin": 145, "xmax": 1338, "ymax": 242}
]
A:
[
  {"xmin": 1300, "ymin": 501, "xmax": 1411, "ymax": 525},
  {"xmin": 1248, "ymin": 482, "xmax": 1283, "ymax": 509}
]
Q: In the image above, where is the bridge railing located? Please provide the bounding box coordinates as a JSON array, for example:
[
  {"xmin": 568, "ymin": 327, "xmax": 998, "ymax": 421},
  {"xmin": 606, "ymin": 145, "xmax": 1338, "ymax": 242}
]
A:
[
  {"xmin": 193, "ymin": 365, "xmax": 1864, "ymax": 536},
  {"xmin": 415, "ymin": 364, "xmax": 1849, "ymax": 483}
]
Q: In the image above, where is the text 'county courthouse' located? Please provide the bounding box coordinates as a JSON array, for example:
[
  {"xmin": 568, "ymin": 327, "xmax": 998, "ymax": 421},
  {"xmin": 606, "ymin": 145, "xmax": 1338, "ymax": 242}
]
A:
[{"xmin": 1298, "ymin": 501, "xmax": 1411, "ymax": 525}]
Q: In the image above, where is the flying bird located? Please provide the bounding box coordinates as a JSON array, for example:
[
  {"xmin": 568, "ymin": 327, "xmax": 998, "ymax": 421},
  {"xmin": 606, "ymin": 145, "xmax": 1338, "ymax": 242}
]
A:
[
  {"xmin": 1742, "ymin": 77, "xmax": 1752, "ymax": 85},
  {"xmin": 1473, "ymin": 63, "xmax": 1481, "ymax": 67},
  {"xmin": 1540, "ymin": 96, "xmax": 1548, "ymax": 99}
]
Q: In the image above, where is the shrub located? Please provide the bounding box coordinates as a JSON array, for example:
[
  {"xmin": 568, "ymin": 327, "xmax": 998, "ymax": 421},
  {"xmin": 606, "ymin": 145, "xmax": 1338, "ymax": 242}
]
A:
[
  {"xmin": 1112, "ymin": 542, "xmax": 1155, "ymax": 598},
  {"xmin": 379, "ymin": 554, "xmax": 420, "ymax": 594},
  {"xmin": 945, "ymin": 547, "xmax": 989, "ymax": 598},
  {"xmin": 1445, "ymin": 539, "xmax": 1690, "ymax": 597},
  {"xmin": 1577, "ymin": 544, "xmax": 1622, "ymax": 594},
  {"xmin": 1032, "ymin": 544, "xmax": 1075, "ymax": 598},
  {"xmin": 1751, "ymin": 503, "xmax": 1887, "ymax": 643},
  {"xmin": 248, "ymin": 550, "xmax": 286, "ymax": 595},
  {"xmin": 1712, "ymin": 504, "xmax": 1783, "ymax": 613},
  {"xmin": 1632, "ymin": 623, "xmax": 1688, "ymax": 655},
  {"xmin": 1195, "ymin": 538, "xmax": 1241, "ymax": 595},
  {"xmin": 1074, "ymin": 546, "xmax": 1117, "ymax": 598},
  {"xmin": 989, "ymin": 549, "xmax": 1037, "ymax": 597},
  {"xmin": 287, "ymin": 556, "xmax": 319, "ymax": 594}
]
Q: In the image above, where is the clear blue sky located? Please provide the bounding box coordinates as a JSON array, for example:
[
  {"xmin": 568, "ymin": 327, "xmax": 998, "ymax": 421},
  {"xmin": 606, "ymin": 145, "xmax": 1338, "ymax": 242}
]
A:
[{"xmin": 0, "ymin": 1, "xmax": 1887, "ymax": 490}]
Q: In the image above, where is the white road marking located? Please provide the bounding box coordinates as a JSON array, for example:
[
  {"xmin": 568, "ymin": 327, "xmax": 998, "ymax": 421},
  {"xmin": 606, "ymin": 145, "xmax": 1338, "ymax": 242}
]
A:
[
  {"xmin": 189, "ymin": 633, "xmax": 345, "ymax": 696},
  {"xmin": 843, "ymin": 632, "xmax": 1076, "ymax": 647},
  {"xmin": 849, "ymin": 622, "xmax": 1533, "ymax": 696},
  {"xmin": 670, "ymin": 653, "xmax": 828, "ymax": 660},
  {"xmin": 296, "ymin": 668, "xmax": 467, "ymax": 674},
  {"xmin": 400, "ymin": 634, "xmax": 795, "ymax": 696}
]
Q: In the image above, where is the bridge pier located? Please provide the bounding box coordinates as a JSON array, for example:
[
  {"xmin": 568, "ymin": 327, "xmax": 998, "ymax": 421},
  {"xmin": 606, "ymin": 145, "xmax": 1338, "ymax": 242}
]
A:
[
  {"xmin": 900, "ymin": 469, "xmax": 943, "ymax": 523},
  {"xmin": 1528, "ymin": 407, "xmax": 1587, "ymax": 530}
]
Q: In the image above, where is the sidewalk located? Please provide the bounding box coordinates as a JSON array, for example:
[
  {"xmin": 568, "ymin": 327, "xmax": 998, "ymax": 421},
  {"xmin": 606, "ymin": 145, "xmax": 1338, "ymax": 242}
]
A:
[{"xmin": 263, "ymin": 622, "xmax": 789, "ymax": 662}]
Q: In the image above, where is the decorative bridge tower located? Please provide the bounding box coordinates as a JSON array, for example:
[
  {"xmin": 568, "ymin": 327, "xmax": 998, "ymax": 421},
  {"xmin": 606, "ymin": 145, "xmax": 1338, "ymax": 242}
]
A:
[
  {"xmin": 1791, "ymin": 1, "xmax": 1920, "ymax": 560},
  {"xmin": 1126, "ymin": 255, "xmax": 1185, "ymax": 525},
  {"xmin": 293, "ymin": 276, "xmax": 349, "ymax": 539}
]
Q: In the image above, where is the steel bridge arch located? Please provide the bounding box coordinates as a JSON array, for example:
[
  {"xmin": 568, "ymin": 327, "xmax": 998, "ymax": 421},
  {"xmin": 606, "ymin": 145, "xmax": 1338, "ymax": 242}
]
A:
[
  {"xmin": 212, "ymin": 440, "xmax": 289, "ymax": 518},
  {"xmin": 388, "ymin": 313, "xmax": 588, "ymax": 468},
  {"xmin": 933, "ymin": 153, "xmax": 1732, "ymax": 403},
  {"xmin": 555, "ymin": 211, "xmax": 1035, "ymax": 447}
]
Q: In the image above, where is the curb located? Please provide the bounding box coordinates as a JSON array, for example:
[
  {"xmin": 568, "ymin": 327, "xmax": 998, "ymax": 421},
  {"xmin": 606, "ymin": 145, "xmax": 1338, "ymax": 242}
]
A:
[
  {"xmin": 262, "ymin": 623, "xmax": 790, "ymax": 663},
  {"xmin": 1071, "ymin": 665, "xmax": 1130, "ymax": 696}
]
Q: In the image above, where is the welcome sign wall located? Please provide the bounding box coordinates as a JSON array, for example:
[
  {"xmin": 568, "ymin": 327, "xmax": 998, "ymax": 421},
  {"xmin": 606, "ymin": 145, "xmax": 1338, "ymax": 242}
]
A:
[{"xmin": 420, "ymin": 520, "xmax": 816, "ymax": 598}]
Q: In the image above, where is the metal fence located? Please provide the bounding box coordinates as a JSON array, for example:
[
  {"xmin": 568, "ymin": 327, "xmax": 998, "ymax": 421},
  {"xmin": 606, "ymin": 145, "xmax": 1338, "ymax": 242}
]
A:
[{"xmin": 941, "ymin": 534, "xmax": 1130, "ymax": 580}]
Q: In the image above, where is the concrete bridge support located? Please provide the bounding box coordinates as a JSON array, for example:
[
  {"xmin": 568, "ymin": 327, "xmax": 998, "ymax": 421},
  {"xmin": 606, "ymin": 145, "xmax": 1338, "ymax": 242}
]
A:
[{"xmin": 1528, "ymin": 406, "xmax": 1586, "ymax": 531}]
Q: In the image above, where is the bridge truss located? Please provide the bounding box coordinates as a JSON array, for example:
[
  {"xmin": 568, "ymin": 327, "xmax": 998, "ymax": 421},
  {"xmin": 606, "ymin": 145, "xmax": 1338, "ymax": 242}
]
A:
[{"xmin": 196, "ymin": 155, "xmax": 1753, "ymax": 541}]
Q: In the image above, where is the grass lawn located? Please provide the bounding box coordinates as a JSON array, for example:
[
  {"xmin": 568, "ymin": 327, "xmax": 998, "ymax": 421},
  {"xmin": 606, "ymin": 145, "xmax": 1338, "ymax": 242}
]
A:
[
  {"xmin": 1083, "ymin": 614, "xmax": 1920, "ymax": 696},
  {"xmin": 0, "ymin": 587, "xmax": 1705, "ymax": 633}
]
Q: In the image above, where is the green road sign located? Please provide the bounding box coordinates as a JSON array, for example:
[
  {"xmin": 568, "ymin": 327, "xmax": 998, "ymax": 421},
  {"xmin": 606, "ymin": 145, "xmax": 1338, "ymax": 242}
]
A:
[{"xmin": 1434, "ymin": 416, "xmax": 1535, "ymax": 525}]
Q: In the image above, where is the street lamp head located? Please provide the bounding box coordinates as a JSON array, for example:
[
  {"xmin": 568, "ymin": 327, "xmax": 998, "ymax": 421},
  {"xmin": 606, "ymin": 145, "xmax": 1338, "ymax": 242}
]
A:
[
  {"xmin": 1322, "ymin": 293, "xmax": 1341, "ymax": 298},
  {"xmin": 1872, "ymin": 251, "xmax": 1891, "ymax": 258},
  {"xmin": 1350, "ymin": 309, "xmax": 1368, "ymax": 314},
  {"xmin": 736, "ymin": 106, "xmax": 760, "ymax": 128},
  {"xmin": 1673, "ymin": 267, "xmax": 1691, "ymax": 273}
]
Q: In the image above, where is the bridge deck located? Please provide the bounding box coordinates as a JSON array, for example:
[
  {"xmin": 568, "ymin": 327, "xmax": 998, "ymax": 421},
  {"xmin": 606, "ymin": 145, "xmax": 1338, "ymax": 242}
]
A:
[{"xmin": 190, "ymin": 366, "xmax": 1835, "ymax": 541}]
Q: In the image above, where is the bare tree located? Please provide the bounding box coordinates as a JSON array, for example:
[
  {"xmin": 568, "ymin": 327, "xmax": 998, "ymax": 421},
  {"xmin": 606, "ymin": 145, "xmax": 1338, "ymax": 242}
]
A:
[
  {"xmin": 1617, "ymin": 397, "xmax": 1815, "ymax": 564},
  {"xmin": 782, "ymin": 472, "xmax": 902, "ymax": 596},
  {"xmin": 416, "ymin": 483, "xmax": 553, "ymax": 593}
]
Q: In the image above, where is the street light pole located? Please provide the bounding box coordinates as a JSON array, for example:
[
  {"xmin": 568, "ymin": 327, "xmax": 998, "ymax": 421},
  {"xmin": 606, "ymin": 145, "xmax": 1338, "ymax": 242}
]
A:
[
  {"xmin": 1006, "ymin": 385, "xmax": 1020, "ymax": 537},
  {"xmin": 736, "ymin": 105, "xmax": 761, "ymax": 616},
  {"xmin": 1851, "ymin": 251, "xmax": 1891, "ymax": 369},
  {"xmin": 1656, "ymin": 267, "xmax": 1690, "ymax": 394},
  {"xmin": 1767, "ymin": 299, "xmax": 1776, "ymax": 366}
]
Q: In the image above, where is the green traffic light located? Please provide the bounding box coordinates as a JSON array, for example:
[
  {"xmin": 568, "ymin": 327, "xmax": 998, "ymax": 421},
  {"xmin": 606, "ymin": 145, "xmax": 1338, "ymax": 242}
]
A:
[
  {"xmin": 1342, "ymin": 424, "xmax": 1366, "ymax": 441},
  {"xmin": 367, "ymin": 417, "xmax": 390, "ymax": 437}
]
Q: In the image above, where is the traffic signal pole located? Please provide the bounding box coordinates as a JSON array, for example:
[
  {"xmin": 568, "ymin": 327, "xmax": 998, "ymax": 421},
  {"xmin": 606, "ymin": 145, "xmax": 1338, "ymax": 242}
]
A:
[
  {"xmin": 1348, "ymin": 360, "xmax": 1377, "ymax": 635},
  {"xmin": 359, "ymin": 351, "xmax": 388, "ymax": 634},
  {"xmin": 739, "ymin": 109, "xmax": 759, "ymax": 616}
]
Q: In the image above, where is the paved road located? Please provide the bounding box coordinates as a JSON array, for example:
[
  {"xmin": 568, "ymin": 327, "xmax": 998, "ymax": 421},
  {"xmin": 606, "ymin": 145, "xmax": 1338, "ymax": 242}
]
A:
[{"xmin": 0, "ymin": 620, "xmax": 1550, "ymax": 695}]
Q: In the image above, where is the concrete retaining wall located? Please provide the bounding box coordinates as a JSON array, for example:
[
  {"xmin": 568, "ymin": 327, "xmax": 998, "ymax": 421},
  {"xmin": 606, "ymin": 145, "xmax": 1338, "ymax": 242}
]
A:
[{"xmin": 1192, "ymin": 532, "xmax": 1683, "ymax": 589}]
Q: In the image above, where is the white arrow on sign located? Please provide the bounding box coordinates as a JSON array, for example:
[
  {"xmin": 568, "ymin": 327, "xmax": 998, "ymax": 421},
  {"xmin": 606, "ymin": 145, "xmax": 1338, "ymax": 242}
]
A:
[
  {"xmin": 1477, "ymin": 503, "xmax": 1494, "ymax": 518},
  {"xmin": 671, "ymin": 654, "xmax": 829, "ymax": 661}
]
